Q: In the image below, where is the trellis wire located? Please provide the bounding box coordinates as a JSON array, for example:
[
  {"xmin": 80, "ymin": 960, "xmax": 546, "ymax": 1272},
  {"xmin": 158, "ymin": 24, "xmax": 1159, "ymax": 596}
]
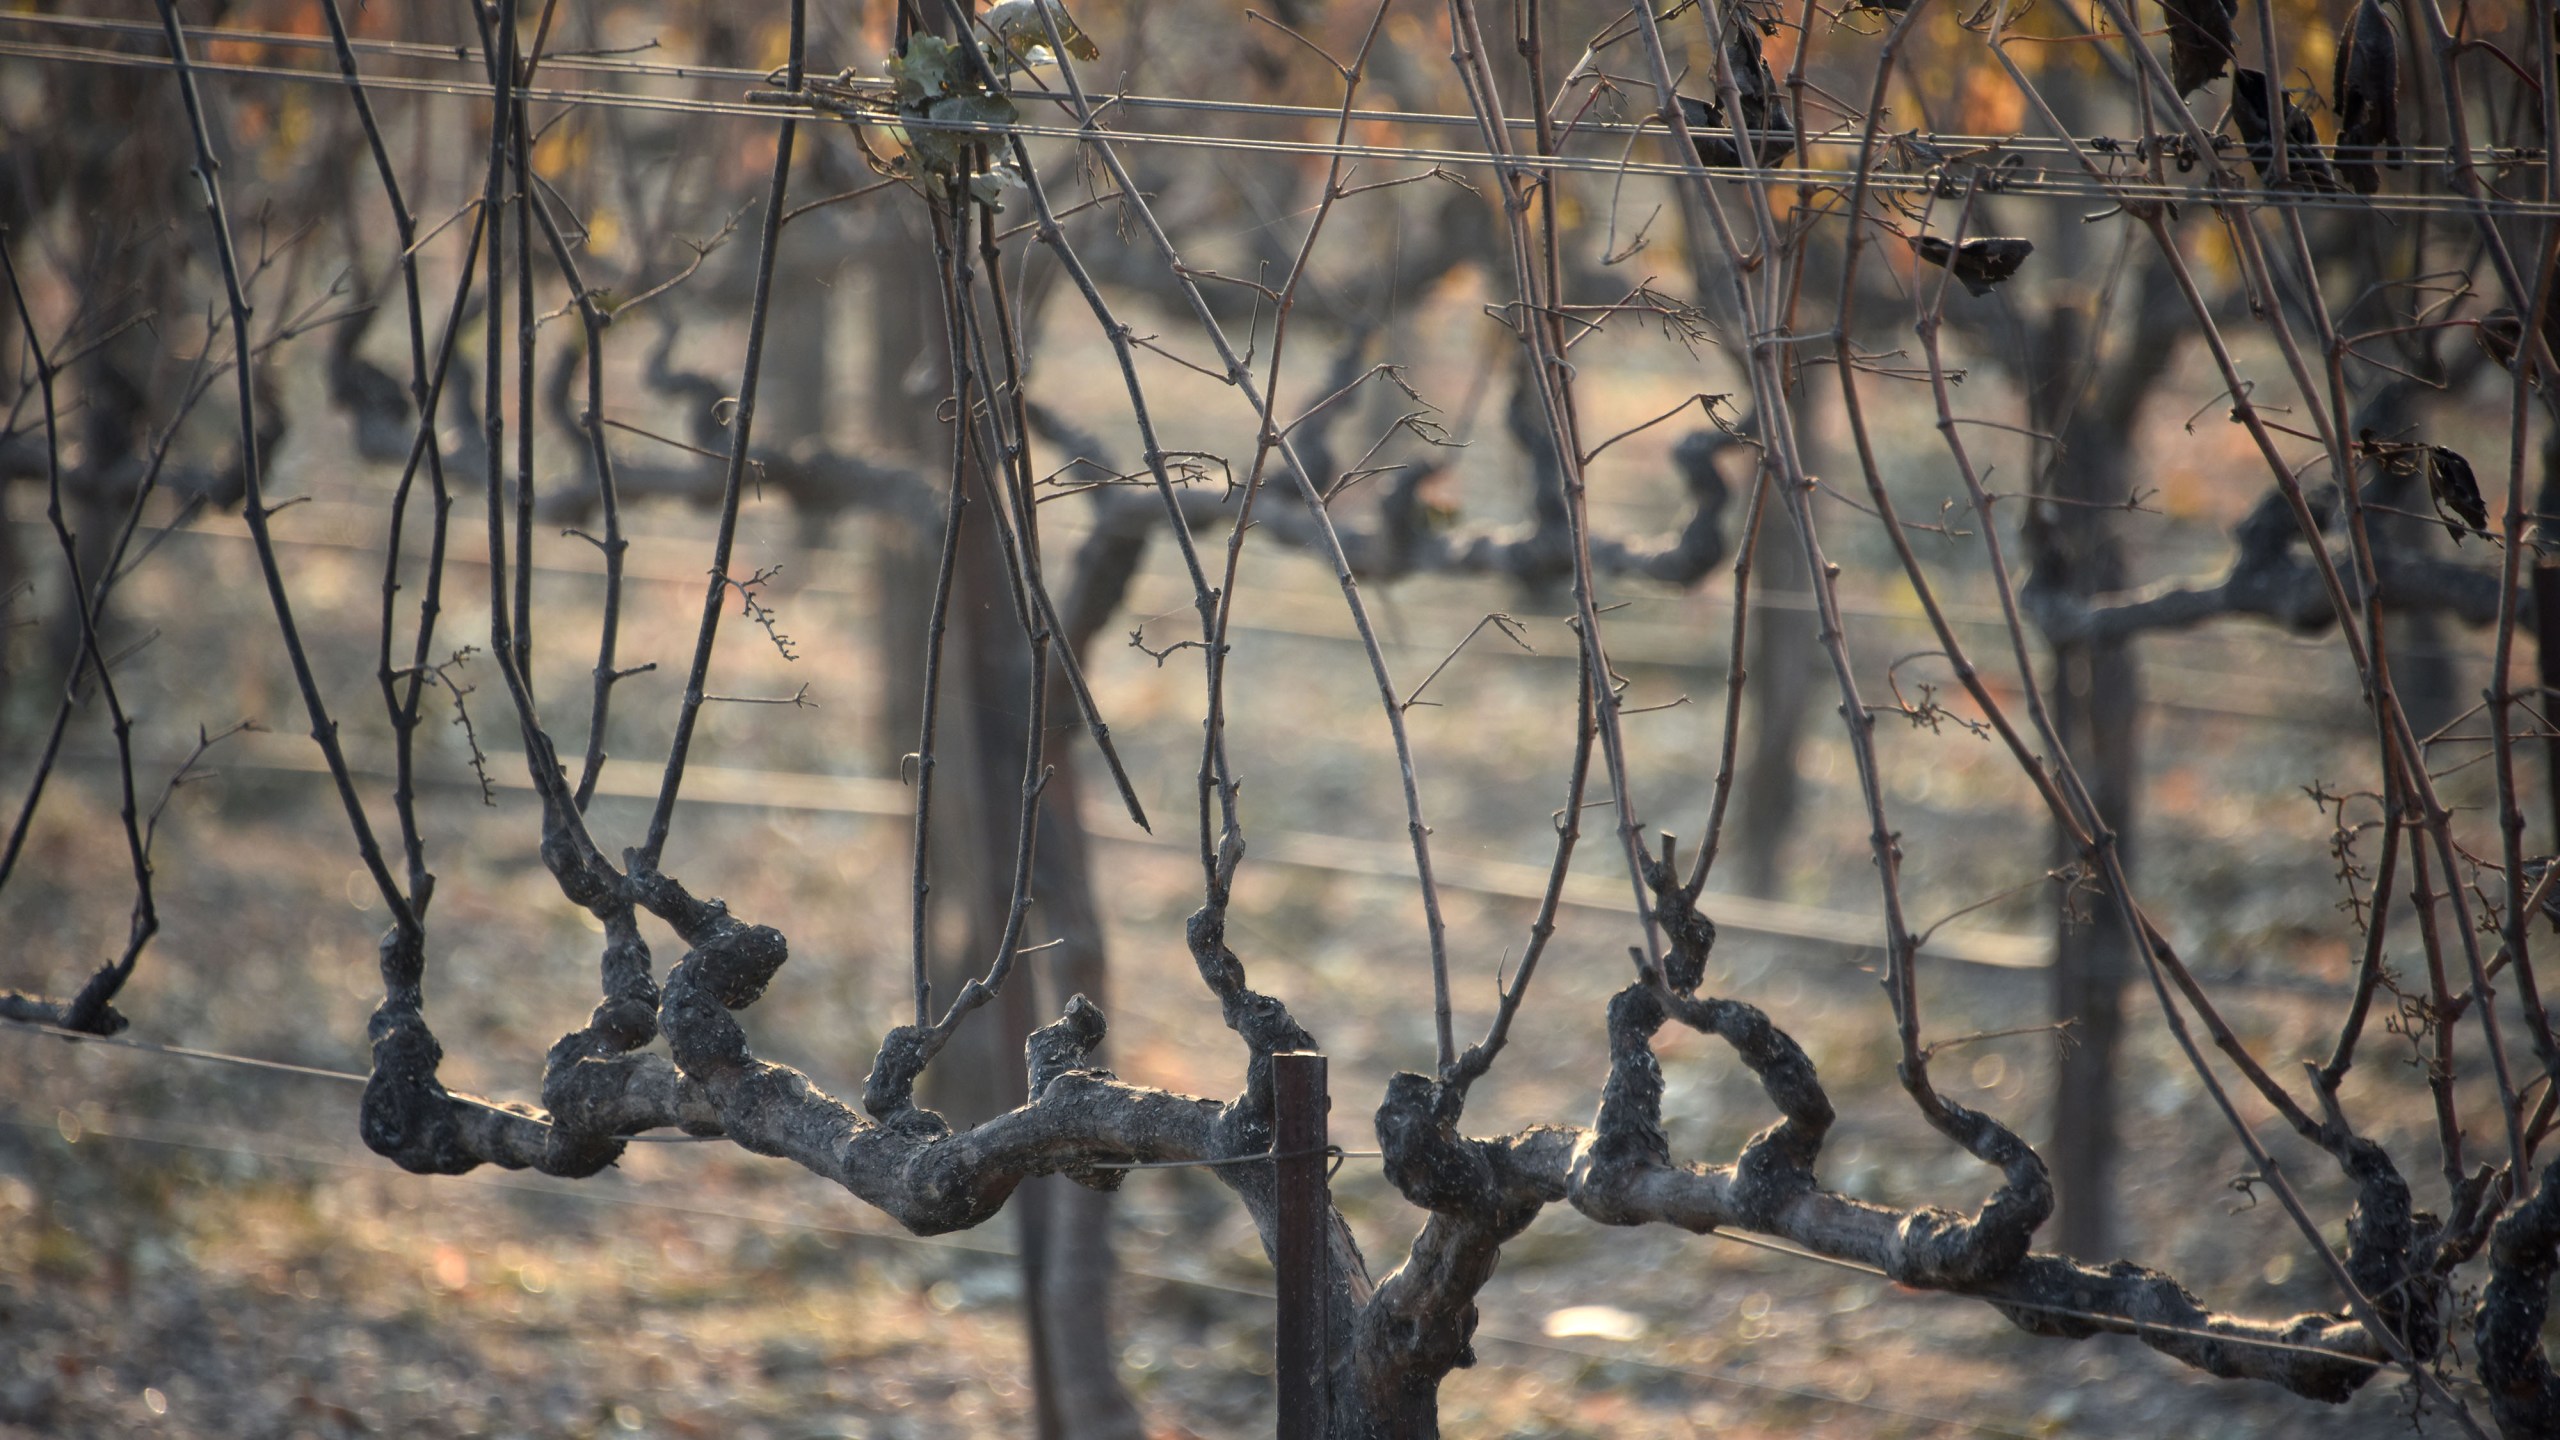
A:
[
  {"xmin": 0, "ymin": 1014, "xmax": 717, "ymax": 1142},
  {"xmin": 2, "ymin": 10, "xmax": 2539, "ymax": 167},
  {"xmin": 0, "ymin": 26, "xmax": 2551, "ymax": 221}
]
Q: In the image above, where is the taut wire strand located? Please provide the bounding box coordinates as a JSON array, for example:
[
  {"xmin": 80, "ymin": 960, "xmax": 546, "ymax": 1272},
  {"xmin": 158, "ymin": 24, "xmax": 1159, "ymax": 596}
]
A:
[{"xmin": 0, "ymin": 30, "xmax": 2546, "ymax": 219}]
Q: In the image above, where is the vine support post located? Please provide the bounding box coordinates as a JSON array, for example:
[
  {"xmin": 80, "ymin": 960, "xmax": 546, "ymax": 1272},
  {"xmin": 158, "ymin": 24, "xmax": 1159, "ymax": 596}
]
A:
[{"xmin": 1274, "ymin": 1049, "xmax": 1331, "ymax": 1439}]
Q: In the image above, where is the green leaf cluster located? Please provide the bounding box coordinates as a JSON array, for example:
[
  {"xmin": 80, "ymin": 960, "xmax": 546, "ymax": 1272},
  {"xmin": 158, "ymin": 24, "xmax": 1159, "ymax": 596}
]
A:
[{"xmin": 884, "ymin": 34, "xmax": 1021, "ymax": 201}]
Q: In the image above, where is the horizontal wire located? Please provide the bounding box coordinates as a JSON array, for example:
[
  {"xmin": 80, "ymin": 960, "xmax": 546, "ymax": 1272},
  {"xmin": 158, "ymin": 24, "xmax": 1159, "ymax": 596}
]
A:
[
  {"xmin": 1086, "ymin": 1146, "xmax": 1383, "ymax": 1171},
  {"xmin": 1703, "ymin": 1229, "xmax": 2392, "ymax": 1371},
  {"xmin": 1, "ymin": 29, "xmax": 2551, "ymax": 220},
  {"xmin": 1, "ymin": 1012, "xmax": 378, "ymax": 1087},
  {"xmin": 4, "ymin": 9, "xmax": 2537, "ymax": 171},
  {"xmin": 0, "ymin": 1014, "xmax": 717, "ymax": 1142},
  {"xmin": 27, "ymin": 728, "xmax": 2363, "ymax": 989},
  {"xmin": 0, "ymin": 484, "xmax": 2403, "ymax": 765},
  {"xmin": 0, "ymin": 494, "xmax": 2410, "ymax": 986},
  {"xmin": 0, "ymin": 9, "xmax": 776, "ymax": 84},
  {"xmin": 0, "ymin": 1020, "xmax": 2417, "ymax": 1384},
  {"xmin": 0, "ymin": 488, "xmax": 2387, "ymax": 747},
  {"xmin": 0, "ymin": 1016, "xmax": 1368, "ymax": 1166}
]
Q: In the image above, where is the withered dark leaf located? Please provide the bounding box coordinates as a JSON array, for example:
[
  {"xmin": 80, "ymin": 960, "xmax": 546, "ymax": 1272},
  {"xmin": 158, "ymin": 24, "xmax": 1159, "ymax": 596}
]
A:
[
  {"xmin": 1675, "ymin": 18, "xmax": 1795, "ymax": 169},
  {"xmin": 1677, "ymin": 93, "xmax": 1796, "ymax": 169},
  {"xmin": 1723, "ymin": 14, "xmax": 1778, "ymax": 101},
  {"xmin": 2160, "ymin": 0, "xmax": 2237, "ymax": 96},
  {"xmin": 2476, "ymin": 307, "xmax": 2560, "ymax": 381},
  {"xmin": 2426, "ymin": 446, "xmax": 2486, "ymax": 543},
  {"xmin": 2231, "ymin": 69, "xmax": 2344, "ymax": 193},
  {"xmin": 1910, "ymin": 235, "xmax": 2035, "ymax": 297},
  {"xmin": 2330, "ymin": 0, "xmax": 2399, "ymax": 195}
]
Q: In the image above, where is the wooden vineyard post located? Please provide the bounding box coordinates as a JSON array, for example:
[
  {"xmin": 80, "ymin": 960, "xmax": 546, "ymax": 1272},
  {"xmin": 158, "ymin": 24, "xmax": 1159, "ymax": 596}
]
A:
[{"xmin": 1273, "ymin": 1050, "xmax": 1329, "ymax": 1439}]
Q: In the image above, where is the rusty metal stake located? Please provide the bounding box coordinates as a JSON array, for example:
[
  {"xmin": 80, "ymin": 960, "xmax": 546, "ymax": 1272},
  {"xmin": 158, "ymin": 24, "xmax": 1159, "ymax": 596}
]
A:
[{"xmin": 1273, "ymin": 1050, "xmax": 1329, "ymax": 1439}]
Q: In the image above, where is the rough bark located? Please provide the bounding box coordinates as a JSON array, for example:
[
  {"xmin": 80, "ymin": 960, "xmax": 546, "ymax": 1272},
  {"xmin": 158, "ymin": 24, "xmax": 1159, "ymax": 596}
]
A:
[{"xmin": 2477, "ymin": 1158, "xmax": 2560, "ymax": 1439}]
